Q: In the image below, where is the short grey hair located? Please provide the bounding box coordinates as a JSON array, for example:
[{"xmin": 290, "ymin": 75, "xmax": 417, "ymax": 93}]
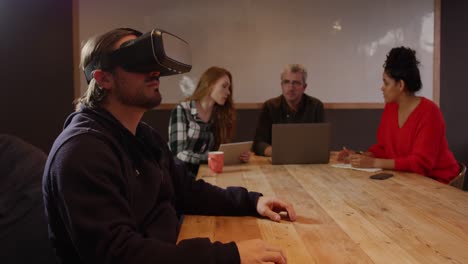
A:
[{"xmin": 281, "ymin": 64, "xmax": 307, "ymax": 84}]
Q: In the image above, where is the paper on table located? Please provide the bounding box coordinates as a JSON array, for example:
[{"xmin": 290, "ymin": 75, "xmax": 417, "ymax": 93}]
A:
[{"xmin": 331, "ymin": 163, "xmax": 382, "ymax": 172}]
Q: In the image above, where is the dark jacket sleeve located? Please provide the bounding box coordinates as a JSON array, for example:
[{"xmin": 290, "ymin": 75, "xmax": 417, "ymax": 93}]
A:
[
  {"xmin": 315, "ymin": 100, "xmax": 325, "ymax": 122},
  {"xmin": 47, "ymin": 135, "xmax": 242, "ymax": 264},
  {"xmin": 171, "ymin": 158, "xmax": 262, "ymax": 216},
  {"xmin": 252, "ymin": 102, "xmax": 273, "ymax": 156}
]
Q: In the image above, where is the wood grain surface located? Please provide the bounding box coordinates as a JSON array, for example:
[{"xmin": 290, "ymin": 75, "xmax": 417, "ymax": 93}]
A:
[{"xmin": 178, "ymin": 156, "xmax": 468, "ymax": 264}]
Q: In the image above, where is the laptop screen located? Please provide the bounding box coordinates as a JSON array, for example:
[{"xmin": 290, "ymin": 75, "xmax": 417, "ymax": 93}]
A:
[{"xmin": 272, "ymin": 123, "xmax": 331, "ymax": 165}]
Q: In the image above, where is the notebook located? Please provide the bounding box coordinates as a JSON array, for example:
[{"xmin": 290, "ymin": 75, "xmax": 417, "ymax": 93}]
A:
[
  {"xmin": 218, "ymin": 141, "xmax": 253, "ymax": 165},
  {"xmin": 272, "ymin": 123, "xmax": 331, "ymax": 165},
  {"xmin": 331, "ymin": 163, "xmax": 382, "ymax": 172}
]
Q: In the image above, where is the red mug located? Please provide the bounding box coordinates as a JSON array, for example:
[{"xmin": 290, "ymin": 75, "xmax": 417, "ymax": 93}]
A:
[{"xmin": 208, "ymin": 151, "xmax": 224, "ymax": 173}]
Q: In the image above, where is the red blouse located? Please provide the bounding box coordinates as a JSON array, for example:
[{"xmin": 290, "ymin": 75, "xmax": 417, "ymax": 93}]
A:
[{"xmin": 368, "ymin": 97, "xmax": 459, "ymax": 183}]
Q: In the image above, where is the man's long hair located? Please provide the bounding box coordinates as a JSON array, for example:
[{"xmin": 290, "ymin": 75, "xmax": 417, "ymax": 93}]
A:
[{"xmin": 75, "ymin": 28, "xmax": 138, "ymax": 110}]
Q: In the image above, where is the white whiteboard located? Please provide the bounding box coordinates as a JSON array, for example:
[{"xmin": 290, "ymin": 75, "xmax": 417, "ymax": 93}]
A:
[{"xmin": 78, "ymin": 0, "xmax": 434, "ymax": 103}]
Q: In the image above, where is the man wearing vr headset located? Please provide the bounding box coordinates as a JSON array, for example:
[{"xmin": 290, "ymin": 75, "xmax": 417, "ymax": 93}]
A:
[{"xmin": 42, "ymin": 28, "xmax": 296, "ymax": 264}]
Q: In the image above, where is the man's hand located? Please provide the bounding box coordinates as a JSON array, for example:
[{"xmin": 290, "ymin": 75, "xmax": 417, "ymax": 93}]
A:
[
  {"xmin": 256, "ymin": 197, "xmax": 296, "ymax": 222},
  {"xmin": 264, "ymin": 146, "xmax": 272, "ymax": 157},
  {"xmin": 237, "ymin": 239, "xmax": 287, "ymax": 264}
]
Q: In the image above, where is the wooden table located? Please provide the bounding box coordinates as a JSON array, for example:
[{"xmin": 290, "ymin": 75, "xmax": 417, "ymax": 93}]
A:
[{"xmin": 178, "ymin": 156, "xmax": 468, "ymax": 263}]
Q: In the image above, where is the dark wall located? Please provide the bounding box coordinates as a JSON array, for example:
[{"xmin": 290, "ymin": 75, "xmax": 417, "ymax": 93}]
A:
[
  {"xmin": 441, "ymin": 0, "xmax": 468, "ymax": 164},
  {"xmin": 0, "ymin": 0, "xmax": 74, "ymax": 153},
  {"xmin": 143, "ymin": 108, "xmax": 382, "ymax": 151}
]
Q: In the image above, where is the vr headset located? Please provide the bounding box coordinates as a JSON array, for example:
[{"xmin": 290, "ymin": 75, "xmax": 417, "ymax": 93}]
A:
[{"xmin": 84, "ymin": 28, "xmax": 192, "ymax": 83}]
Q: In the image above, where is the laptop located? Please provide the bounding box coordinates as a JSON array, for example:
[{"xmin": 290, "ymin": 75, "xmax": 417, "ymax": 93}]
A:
[
  {"xmin": 218, "ymin": 141, "xmax": 253, "ymax": 165},
  {"xmin": 272, "ymin": 123, "xmax": 331, "ymax": 165}
]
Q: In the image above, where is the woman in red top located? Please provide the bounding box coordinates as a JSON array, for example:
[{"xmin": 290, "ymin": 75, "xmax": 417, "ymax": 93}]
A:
[{"xmin": 338, "ymin": 47, "xmax": 459, "ymax": 183}]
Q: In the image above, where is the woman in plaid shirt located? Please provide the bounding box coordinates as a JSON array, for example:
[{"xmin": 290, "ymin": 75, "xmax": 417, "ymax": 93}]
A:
[{"xmin": 169, "ymin": 66, "xmax": 250, "ymax": 175}]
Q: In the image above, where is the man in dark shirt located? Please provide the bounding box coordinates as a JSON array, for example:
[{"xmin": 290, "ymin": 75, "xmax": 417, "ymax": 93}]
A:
[
  {"xmin": 42, "ymin": 28, "xmax": 296, "ymax": 264},
  {"xmin": 253, "ymin": 64, "xmax": 324, "ymax": 156}
]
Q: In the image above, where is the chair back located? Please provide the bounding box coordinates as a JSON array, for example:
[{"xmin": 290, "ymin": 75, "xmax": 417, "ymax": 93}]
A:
[
  {"xmin": 0, "ymin": 135, "xmax": 55, "ymax": 264},
  {"xmin": 450, "ymin": 162, "xmax": 467, "ymax": 190}
]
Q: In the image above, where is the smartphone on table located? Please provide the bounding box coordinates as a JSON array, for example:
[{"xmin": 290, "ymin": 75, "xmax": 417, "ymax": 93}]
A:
[{"xmin": 369, "ymin": 173, "xmax": 393, "ymax": 180}]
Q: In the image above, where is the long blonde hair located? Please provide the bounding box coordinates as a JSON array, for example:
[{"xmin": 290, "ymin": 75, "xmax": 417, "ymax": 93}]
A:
[{"xmin": 187, "ymin": 66, "xmax": 236, "ymax": 149}]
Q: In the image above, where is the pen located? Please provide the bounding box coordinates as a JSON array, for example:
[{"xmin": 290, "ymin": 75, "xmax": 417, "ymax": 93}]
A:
[{"xmin": 343, "ymin": 146, "xmax": 364, "ymax": 155}]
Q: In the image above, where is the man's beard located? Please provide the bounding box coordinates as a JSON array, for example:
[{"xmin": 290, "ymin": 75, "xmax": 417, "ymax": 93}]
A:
[{"xmin": 114, "ymin": 76, "xmax": 162, "ymax": 110}]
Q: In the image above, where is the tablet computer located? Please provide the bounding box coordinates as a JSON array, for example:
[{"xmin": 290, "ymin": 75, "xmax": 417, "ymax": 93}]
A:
[{"xmin": 218, "ymin": 141, "xmax": 253, "ymax": 165}]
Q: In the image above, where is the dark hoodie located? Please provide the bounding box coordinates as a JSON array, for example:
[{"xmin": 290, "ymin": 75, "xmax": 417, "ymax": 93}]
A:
[{"xmin": 42, "ymin": 107, "xmax": 261, "ymax": 264}]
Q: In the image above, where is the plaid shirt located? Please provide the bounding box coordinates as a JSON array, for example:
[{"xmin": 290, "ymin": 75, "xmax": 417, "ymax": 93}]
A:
[{"xmin": 168, "ymin": 100, "xmax": 215, "ymax": 166}]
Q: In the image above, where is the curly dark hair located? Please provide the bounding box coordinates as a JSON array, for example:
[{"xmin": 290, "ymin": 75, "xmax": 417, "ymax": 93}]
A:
[{"xmin": 383, "ymin": 46, "xmax": 422, "ymax": 93}]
